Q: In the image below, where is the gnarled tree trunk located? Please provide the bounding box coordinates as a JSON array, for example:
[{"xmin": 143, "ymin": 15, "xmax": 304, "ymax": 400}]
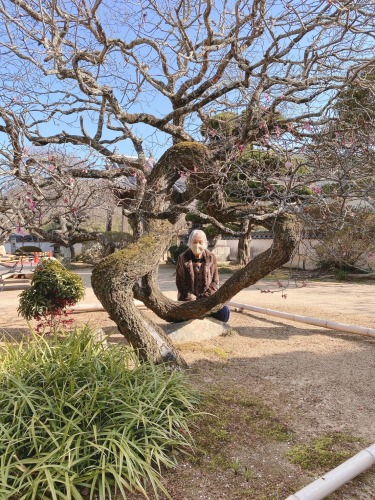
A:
[
  {"xmin": 91, "ymin": 220, "xmax": 188, "ymax": 367},
  {"xmin": 91, "ymin": 142, "xmax": 302, "ymax": 367},
  {"xmin": 92, "ymin": 212, "xmax": 301, "ymax": 367}
]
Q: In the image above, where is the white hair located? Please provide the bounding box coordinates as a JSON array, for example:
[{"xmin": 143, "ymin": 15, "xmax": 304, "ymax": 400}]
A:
[{"xmin": 187, "ymin": 229, "xmax": 208, "ymax": 250}]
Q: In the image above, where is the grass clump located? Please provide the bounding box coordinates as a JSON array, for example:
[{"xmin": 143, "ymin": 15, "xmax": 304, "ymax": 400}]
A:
[
  {"xmin": 286, "ymin": 432, "xmax": 363, "ymax": 471},
  {"xmin": 218, "ymin": 265, "xmax": 235, "ymax": 275},
  {"xmin": 0, "ymin": 327, "xmax": 198, "ymax": 499},
  {"xmin": 243, "ymin": 398, "xmax": 291, "ymax": 442}
]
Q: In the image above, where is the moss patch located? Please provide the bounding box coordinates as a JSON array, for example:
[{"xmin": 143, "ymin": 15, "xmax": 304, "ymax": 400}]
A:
[
  {"xmin": 286, "ymin": 432, "xmax": 364, "ymax": 471},
  {"xmin": 178, "ymin": 343, "xmax": 229, "ymax": 360},
  {"xmin": 189, "ymin": 388, "xmax": 292, "ymax": 471}
]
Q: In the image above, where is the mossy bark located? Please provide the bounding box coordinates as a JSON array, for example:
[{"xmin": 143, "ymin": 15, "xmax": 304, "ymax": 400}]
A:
[{"xmin": 91, "ymin": 220, "xmax": 187, "ymax": 366}]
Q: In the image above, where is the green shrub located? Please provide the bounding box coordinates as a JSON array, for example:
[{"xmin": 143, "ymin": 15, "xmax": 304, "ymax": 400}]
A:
[
  {"xmin": 18, "ymin": 259, "xmax": 85, "ymax": 333},
  {"xmin": 0, "ymin": 327, "xmax": 198, "ymax": 499},
  {"xmin": 335, "ymin": 269, "xmax": 349, "ymax": 281},
  {"xmin": 168, "ymin": 243, "xmax": 188, "ymax": 263}
]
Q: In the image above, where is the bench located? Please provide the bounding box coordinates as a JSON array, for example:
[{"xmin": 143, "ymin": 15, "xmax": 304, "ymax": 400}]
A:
[{"xmin": 0, "ymin": 258, "xmax": 35, "ymax": 291}]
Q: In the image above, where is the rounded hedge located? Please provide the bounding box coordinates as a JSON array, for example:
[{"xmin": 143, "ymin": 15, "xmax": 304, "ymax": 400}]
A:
[{"xmin": 18, "ymin": 259, "xmax": 85, "ymax": 321}]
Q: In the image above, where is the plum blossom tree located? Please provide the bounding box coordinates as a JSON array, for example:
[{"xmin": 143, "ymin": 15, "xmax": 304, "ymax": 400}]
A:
[
  {"xmin": 0, "ymin": 147, "xmax": 119, "ymax": 258},
  {"xmin": 0, "ymin": 0, "xmax": 374, "ymax": 365}
]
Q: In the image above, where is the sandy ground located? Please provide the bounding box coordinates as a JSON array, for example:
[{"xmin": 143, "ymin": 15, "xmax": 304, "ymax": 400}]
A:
[{"xmin": 1, "ymin": 266, "xmax": 375, "ymax": 498}]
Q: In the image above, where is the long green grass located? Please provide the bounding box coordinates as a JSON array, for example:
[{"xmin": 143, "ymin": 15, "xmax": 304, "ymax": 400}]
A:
[{"xmin": 0, "ymin": 327, "xmax": 198, "ymax": 499}]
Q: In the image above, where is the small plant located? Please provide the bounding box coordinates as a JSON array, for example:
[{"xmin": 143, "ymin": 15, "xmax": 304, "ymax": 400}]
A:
[
  {"xmin": 244, "ymin": 467, "xmax": 254, "ymax": 482},
  {"xmin": 218, "ymin": 265, "xmax": 234, "ymax": 274},
  {"xmin": 0, "ymin": 327, "xmax": 198, "ymax": 499},
  {"xmin": 229, "ymin": 458, "xmax": 241, "ymax": 475},
  {"xmin": 335, "ymin": 269, "xmax": 348, "ymax": 281},
  {"xmin": 18, "ymin": 259, "xmax": 85, "ymax": 333}
]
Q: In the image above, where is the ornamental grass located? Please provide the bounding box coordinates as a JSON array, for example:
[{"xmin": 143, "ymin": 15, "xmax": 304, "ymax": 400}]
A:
[{"xmin": 0, "ymin": 327, "xmax": 197, "ymax": 499}]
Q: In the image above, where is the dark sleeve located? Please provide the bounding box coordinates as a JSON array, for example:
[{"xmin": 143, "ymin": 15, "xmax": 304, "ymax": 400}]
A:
[
  {"xmin": 201, "ymin": 254, "xmax": 219, "ymax": 297},
  {"xmin": 176, "ymin": 254, "xmax": 195, "ymax": 301}
]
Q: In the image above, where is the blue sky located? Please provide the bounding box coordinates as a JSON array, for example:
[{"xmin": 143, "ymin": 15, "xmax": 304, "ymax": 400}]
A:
[{"xmin": 0, "ymin": 0, "xmax": 374, "ymax": 164}]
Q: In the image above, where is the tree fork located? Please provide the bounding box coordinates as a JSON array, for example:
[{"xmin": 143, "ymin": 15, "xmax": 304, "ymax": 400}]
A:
[{"xmin": 135, "ymin": 215, "xmax": 302, "ymax": 322}]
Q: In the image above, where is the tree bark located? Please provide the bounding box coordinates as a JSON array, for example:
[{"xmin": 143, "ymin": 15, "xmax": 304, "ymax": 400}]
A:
[
  {"xmin": 237, "ymin": 220, "xmax": 252, "ymax": 265},
  {"xmin": 91, "ymin": 220, "xmax": 188, "ymax": 367},
  {"xmin": 69, "ymin": 244, "xmax": 75, "ymax": 261},
  {"xmin": 105, "ymin": 209, "xmax": 113, "ymax": 232}
]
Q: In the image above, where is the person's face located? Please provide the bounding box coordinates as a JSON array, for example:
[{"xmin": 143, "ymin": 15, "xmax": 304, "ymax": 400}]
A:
[{"xmin": 191, "ymin": 236, "xmax": 205, "ymax": 257}]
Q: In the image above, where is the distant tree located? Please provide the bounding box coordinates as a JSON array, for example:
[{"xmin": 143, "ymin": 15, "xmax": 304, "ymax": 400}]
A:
[
  {"xmin": 304, "ymin": 65, "xmax": 375, "ymax": 235},
  {"xmin": 0, "ymin": 149, "xmax": 119, "ymax": 257},
  {"xmin": 314, "ymin": 211, "xmax": 375, "ymax": 272}
]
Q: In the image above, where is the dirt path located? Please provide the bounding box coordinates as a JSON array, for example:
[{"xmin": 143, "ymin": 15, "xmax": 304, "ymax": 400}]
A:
[{"xmin": 1, "ymin": 267, "xmax": 374, "ymax": 498}]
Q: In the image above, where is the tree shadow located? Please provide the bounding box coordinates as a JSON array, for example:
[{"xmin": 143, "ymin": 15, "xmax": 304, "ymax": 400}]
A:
[{"xmin": 230, "ymin": 311, "xmax": 375, "ymax": 346}]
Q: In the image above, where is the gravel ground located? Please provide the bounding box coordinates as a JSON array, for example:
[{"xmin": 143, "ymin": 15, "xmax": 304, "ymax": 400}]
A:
[{"xmin": 1, "ymin": 265, "xmax": 374, "ymax": 498}]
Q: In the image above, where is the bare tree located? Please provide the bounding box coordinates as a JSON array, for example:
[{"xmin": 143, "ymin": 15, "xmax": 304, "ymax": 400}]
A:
[
  {"xmin": 0, "ymin": 0, "xmax": 374, "ymax": 365},
  {"xmin": 0, "ymin": 146, "xmax": 119, "ymax": 257}
]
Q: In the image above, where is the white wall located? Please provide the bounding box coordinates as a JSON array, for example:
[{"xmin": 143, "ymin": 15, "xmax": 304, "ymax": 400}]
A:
[{"xmin": 215, "ymin": 237, "xmax": 373, "ymax": 271}]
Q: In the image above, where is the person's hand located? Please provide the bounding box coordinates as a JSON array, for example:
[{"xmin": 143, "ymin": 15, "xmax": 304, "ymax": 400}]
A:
[{"xmin": 187, "ymin": 293, "xmax": 197, "ymax": 301}]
